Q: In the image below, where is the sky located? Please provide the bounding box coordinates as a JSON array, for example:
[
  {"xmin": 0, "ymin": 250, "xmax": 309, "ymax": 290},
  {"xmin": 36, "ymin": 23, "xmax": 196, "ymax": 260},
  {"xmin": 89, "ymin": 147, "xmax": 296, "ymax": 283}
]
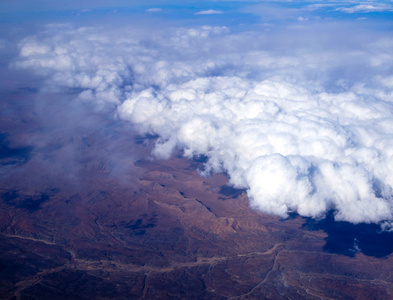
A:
[{"xmin": 1, "ymin": 0, "xmax": 393, "ymax": 225}]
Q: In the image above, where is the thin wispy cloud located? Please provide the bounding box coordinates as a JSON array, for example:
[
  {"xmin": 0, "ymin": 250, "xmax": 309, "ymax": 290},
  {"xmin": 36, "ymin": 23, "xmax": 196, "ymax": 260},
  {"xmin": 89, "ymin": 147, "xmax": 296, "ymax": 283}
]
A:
[
  {"xmin": 146, "ymin": 8, "xmax": 162, "ymax": 13},
  {"xmin": 335, "ymin": 4, "xmax": 393, "ymax": 13},
  {"xmin": 195, "ymin": 9, "xmax": 223, "ymax": 15}
]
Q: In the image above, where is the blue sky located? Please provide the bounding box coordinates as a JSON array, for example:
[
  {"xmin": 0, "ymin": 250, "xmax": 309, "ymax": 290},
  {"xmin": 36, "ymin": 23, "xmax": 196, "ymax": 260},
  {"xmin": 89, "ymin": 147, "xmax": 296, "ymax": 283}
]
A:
[{"xmin": 1, "ymin": 0, "xmax": 393, "ymax": 26}]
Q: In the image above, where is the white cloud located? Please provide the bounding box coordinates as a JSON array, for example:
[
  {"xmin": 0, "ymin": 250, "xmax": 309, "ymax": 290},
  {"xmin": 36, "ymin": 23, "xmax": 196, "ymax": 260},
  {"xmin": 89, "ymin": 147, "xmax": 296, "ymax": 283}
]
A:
[
  {"xmin": 146, "ymin": 8, "xmax": 162, "ymax": 12},
  {"xmin": 195, "ymin": 10, "xmax": 223, "ymax": 15},
  {"xmin": 336, "ymin": 4, "xmax": 393, "ymax": 13},
  {"xmin": 306, "ymin": 4, "xmax": 338, "ymax": 10},
  {"xmin": 12, "ymin": 22, "xmax": 393, "ymax": 224}
]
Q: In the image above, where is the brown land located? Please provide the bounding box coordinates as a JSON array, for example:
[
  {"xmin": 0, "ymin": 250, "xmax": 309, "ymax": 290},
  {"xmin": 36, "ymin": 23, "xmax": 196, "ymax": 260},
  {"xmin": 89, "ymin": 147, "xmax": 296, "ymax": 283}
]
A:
[{"xmin": 1, "ymin": 146, "xmax": 393, "ymax": 300}]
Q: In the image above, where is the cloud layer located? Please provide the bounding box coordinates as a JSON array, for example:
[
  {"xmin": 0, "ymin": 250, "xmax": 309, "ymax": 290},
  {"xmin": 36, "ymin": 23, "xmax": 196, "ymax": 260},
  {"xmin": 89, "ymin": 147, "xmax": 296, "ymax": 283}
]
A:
[{"xmin": 12, "ymin": 18, "xmax": 393, "ymax": 224}]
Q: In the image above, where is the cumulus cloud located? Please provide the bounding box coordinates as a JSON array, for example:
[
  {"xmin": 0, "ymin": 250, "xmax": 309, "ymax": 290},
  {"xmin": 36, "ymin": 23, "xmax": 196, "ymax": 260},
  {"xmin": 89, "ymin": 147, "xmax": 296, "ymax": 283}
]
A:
[
  {"xmin": 195, "ymin": 10, "xmax": 224, "ymax": 15},
  {"xmin": 12, "ymin": 24, "xmax": 134, "ymax": 109},
  {"xmin": 12, "ymin": 21, "xmax": 393, "ymax": 224}
]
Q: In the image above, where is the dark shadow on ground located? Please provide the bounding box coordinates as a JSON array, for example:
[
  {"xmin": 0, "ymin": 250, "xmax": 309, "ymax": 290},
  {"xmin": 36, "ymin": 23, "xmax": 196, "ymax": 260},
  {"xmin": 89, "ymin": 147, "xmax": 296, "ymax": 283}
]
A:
[
  {"xmin": 219, "ymin": 185, "xmax": 245, "ymax": 198},
  {"xmin": 0, "ymin": 132, "xmax": 33, "ymax": 166},
  {"xmin": 302, "ymin": 210, "xmax": 393, "ymax": 258}
]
